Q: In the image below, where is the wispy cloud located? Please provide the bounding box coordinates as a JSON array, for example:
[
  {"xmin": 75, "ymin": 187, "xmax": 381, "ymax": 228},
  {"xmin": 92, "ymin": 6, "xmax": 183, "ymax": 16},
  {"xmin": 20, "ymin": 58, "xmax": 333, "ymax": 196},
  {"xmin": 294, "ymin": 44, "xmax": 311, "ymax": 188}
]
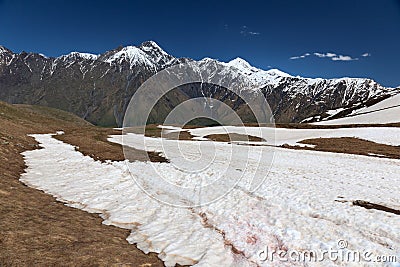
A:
[
  {"xmin": 290, "ymin": 53, "xmax": 310, "ymax": 60},
  {"xmin": 361, "ymin": 52, "xmax": 371, "ymax": 57},
  {"xmin": 290, "ymin": 51, "xmax": 360, "ymax": 61},
  {"xmin": 240, "ymin": 26, "xmax": 261, "ymax": 36}
]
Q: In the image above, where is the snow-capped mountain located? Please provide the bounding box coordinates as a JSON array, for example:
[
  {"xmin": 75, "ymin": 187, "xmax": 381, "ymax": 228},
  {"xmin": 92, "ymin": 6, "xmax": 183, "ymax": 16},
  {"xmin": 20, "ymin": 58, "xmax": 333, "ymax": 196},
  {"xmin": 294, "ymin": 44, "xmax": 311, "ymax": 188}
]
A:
[
  {"xmin": 97, "ymin": 41, "xmax": 184, "ymax": 71},
  {"xmin": 0, "ymin": 41, "xmax": 398, "ymax": 126},
  {"xmin": 222, "ymin": 57, "xmax": 292, "ymax": 87}
]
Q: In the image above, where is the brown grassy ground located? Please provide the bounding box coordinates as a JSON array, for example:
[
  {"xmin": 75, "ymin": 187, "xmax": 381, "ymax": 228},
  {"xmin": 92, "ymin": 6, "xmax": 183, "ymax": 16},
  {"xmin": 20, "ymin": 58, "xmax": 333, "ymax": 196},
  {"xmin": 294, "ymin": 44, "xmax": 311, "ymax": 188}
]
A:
[
  {"xmin": 205, "ymin": 133, "xmax": 265, "ymax": 142},
  {"xmin": 54, "ymin": 127, "xmax": 167, "ymax": 163},
  {"xmin": 282, "ymin": 137, "xmax": 400, "ymax": 159},
  {"xmin": 127, "ymin": 124, "xmax": 195, "ymax": 141},
  {"xmin": 7, "ymin": 102, "xmax": 397, "ymax": 266},
  {"xmin": 0, "ymin": 102, "xmax": 164, "ymax": 266}
]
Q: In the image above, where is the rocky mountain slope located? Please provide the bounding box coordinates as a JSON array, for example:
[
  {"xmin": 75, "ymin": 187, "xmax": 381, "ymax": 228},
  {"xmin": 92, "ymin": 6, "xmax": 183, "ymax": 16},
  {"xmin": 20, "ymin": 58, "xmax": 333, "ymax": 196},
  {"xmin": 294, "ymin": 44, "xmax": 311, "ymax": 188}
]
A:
[{"xmin": 0, "ymin": 41, "xmax": 398, "ymax": 126}]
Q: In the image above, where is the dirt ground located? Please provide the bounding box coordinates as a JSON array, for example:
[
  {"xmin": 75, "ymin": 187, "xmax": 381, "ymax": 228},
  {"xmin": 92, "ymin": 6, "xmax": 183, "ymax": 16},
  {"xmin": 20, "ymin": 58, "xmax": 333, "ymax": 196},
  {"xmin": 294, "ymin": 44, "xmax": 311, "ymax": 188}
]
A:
[
  {"xmin": 54, "ymin": 127, "xmax": 167, "ymax": 163},
  {"xmin": 205, "ymin": 133, "xmax": 265, "ymax": 142},
  {"xmin": 0, "ymin": 102, "xmax": 164, "ymax": 266},
  {"xmin": 127, "ymin": 124, "xmax": 195, "ymax": 141},
  {"xmin": 283, "ymin": 137, "xmax": 400, "ymax": 159}
]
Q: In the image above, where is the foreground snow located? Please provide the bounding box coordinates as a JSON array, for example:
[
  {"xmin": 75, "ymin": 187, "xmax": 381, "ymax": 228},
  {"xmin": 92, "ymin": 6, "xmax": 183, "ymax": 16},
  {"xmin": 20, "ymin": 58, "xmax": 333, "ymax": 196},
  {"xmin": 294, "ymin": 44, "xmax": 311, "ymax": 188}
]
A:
[{"xmin": 21, "ymin": 133, "xmax": 400, "ymax": 266}]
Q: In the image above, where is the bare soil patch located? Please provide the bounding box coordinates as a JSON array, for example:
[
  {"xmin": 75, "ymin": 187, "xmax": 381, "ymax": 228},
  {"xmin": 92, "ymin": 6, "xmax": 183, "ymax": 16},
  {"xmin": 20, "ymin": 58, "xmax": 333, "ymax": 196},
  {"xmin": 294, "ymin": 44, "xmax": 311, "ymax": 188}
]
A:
[
  {"xmin": 54, "ymin": 128, "xmax": 167, "ymax": 163},
  {"xmin": 281, "ymin": 137, "xmax": 400, "ymax": 159},
  {"xmin": 127, "ymin": 124, "xmax": 195, "ymax": 141},
  {"xmin": 205, "ymin": 133, "xmax": 265, "ymax": 142}
]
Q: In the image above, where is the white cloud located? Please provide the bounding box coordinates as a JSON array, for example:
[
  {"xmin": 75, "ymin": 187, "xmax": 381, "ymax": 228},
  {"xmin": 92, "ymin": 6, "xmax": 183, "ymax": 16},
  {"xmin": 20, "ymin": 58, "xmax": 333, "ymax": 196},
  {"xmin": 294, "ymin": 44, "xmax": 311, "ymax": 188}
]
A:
[
  {"xmin": 291, "ymin": 51, "xmax": 359, "ymax": 61},
  {"xmin": 314, "ymin": 52, "xmax": 337, "ymax": 58},
  {"xmin": 240, "ymin": 26, "xmax": 261, "ymax": 36},
  {"xmin": 290, "ymin": 53, "xmax": 311, "ymax": 60},
  {"xmin": 331, "ymin": 55, "xmax": 358, "ymax": 61},
  {"xmin": 361, "ymin": 52, "xmax": 371, "ymax": 57}
]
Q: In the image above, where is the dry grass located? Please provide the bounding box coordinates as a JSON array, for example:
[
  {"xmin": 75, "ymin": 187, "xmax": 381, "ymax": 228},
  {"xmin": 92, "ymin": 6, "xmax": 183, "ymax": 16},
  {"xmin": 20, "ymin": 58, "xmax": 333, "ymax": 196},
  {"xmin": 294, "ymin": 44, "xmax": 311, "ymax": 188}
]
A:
[
  {"xmin": 126, "ymin": 124, "xmax": 195, "ymax": 141},
  {"xmin": 54, "ymin": 128, "xmax": 167, "ymax": 163},
  {"xmin": 282, "ymin": 137, "xmax": 400, "ymax": 159},
  {"xmin": 205, "ymin": 133, "xmax": 265, "ymax": 142},
  {"xmin": 8, "ymin": 102, "xmax": 397, "ymax": 266},
  {"xmin": 0, "ymin": 102, "xmax": 164, "ymax": 266}
]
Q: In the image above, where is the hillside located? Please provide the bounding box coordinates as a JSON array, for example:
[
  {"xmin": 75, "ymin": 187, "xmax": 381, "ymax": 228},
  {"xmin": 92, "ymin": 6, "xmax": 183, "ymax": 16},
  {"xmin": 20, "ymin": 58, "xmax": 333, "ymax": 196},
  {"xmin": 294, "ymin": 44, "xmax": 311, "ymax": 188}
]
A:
[
  {"xmin": 314, "ymin": 93, "xmax": 400, "ymax": 125},
  {"xmin": 0, "ymin": 101, "xmax": 163, "ymax": 266}
]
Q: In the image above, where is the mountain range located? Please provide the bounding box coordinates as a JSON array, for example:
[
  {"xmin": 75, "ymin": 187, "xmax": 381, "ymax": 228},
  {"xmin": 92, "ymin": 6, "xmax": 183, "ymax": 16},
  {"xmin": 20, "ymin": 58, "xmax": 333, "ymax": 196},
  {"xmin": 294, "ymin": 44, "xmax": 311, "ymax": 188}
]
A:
[{"xmin": 0, "ymin": 41, "xmax": 398, "ymax": 127}]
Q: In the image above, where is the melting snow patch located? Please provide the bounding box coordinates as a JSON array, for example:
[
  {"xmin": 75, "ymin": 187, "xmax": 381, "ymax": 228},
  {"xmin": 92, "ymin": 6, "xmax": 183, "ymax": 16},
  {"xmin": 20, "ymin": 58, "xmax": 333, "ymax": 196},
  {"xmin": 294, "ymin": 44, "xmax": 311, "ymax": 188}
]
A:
[
  {"xmin": 20, "ymin": 134, "xmax": 243, "ymax": 267},
  {"xmin": 20, "ymin": 133, "xmax": 400, "ymax": 266},
  {"xmin": 188, "ymin": 126, "xmax": 400, "ymax": 146}
]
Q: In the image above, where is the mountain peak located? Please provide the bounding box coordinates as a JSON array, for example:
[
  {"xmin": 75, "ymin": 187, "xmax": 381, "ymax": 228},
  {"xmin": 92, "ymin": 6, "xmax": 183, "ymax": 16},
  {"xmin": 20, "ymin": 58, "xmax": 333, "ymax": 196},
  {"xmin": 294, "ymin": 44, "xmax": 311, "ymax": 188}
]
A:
[
  {"xmin": 140, "ymin": 40, "xmax": 161, "ymax": 49},
  {"xmin": 199, "ymin": 57, "xmax": 216, "ymax": 63},
  {"xmin": 138, "ymin": 41, "xmax": 175, "ymax": 67},
  {"xmin": 139, "ymin": 40, "xmax": 168, "ymax": 55},
  {"xmin": 65, "ymin": 52, "xmax": 99, "ymax": 61},
  {"xmin": 227, "ymin": 57, "xmax": 253, "ymax": 69},
  {"xmin": 0, "ymin": 45, "xmax": 13, "ymax": 54},
  {"xmin": 105, "ymin": 46, "xmax": 153, "ymax": 67}
]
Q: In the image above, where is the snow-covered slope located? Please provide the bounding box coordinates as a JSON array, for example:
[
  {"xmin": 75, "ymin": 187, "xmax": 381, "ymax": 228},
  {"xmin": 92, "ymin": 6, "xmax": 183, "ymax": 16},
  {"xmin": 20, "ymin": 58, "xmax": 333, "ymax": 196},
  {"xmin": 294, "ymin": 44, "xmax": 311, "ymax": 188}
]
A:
[
  {"xmin": 315, "ymin": 93, "xmax": 400, "ymax": 125},
  {"xmin": 0, "ymin": 45, "xmax": 15, "ymax": 65},
  {"xmin": 102, "ymin": 41, "xmax": 181, "ymax": 70},
  {"xmin": 105, "ymin": 46, "xmax": 156, "ymax": 68},
  {"xmin": 61, "ymin": 52, "xmax": 99, "ymax": 61},
  {"xmin": 220, "ymin": 57, "xmax": 292, "ymax": 88}
]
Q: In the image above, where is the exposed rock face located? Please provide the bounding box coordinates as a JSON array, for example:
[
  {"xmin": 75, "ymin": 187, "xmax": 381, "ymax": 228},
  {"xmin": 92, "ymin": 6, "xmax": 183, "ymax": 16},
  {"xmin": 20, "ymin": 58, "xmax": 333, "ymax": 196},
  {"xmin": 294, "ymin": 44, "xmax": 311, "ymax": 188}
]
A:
[{"xmin": 0, "ymin": 42, "xmax": 398, "ymax": 126}]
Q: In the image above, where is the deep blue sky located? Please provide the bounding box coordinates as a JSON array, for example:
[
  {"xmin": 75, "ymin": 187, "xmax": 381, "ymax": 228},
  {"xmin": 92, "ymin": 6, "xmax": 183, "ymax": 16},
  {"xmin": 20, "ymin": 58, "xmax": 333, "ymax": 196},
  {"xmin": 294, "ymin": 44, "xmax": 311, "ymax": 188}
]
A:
[{"xmin": 0, "ymin": 0, "xmax": 399, "ymax": 87}]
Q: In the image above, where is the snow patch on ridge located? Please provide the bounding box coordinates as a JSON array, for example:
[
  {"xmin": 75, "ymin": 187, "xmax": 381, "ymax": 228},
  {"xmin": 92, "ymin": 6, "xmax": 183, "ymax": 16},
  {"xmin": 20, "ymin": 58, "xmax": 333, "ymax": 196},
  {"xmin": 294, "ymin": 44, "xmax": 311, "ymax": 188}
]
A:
[
  {"xmin": 105, "ymin": 46, "xmax": 155, "ymax": 67},
  {"xmin": 211, "ymin": 57, "xmax": 293, "ymax": 88},
  {"xmin": 61, "ymin": 52, "xmax": 99, "ymax": 61}
]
